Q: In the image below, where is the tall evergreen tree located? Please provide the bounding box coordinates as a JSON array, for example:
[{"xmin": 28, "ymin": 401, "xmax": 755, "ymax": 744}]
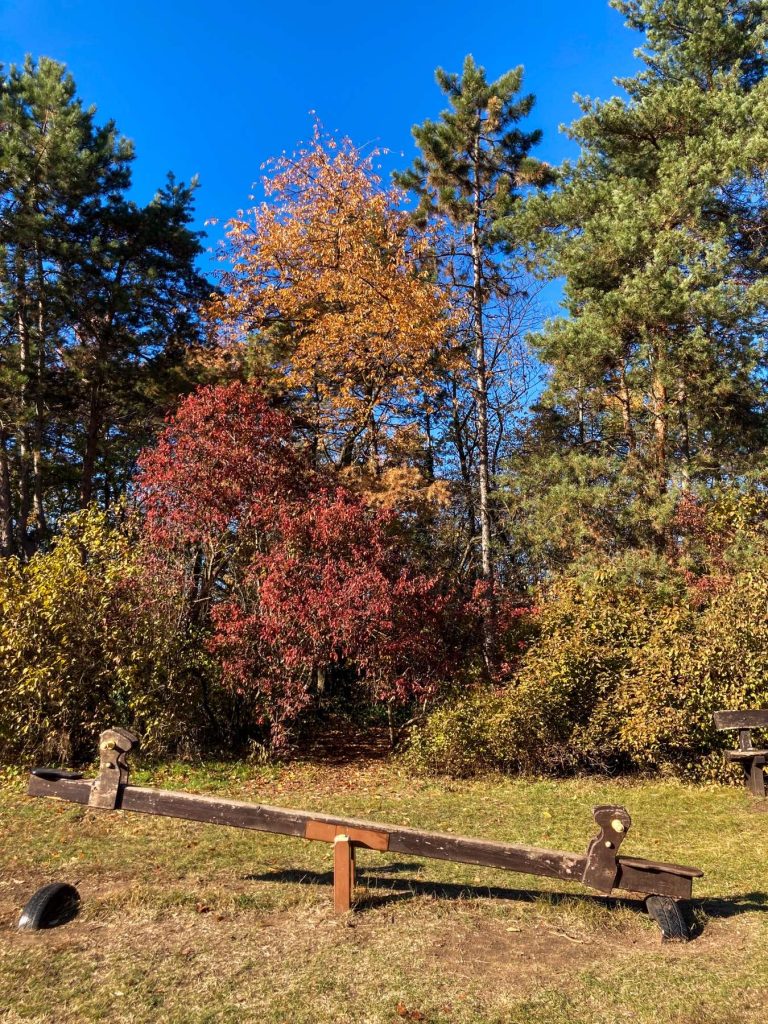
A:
[
  {"xmin": 512, "ymin": 0, "xmax": 768, "ymax": 568},
  {"xmin": 396, "ymin": 56, "xmax": 551, "ymax": 586},
  {"xmin": 62, "ymin": 174, "xmax": 212, "ymax": 510},
  {"xmin": 0, "ymin": 56, "xmax": 131, "ymax": 553},
  {"xmin": 0, "ymin": 57, "xmax": 211, "ymax": 556}
]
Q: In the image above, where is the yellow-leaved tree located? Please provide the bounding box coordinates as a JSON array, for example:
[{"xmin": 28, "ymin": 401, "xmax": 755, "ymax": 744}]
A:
[
  {"xmin": 209, "ymin": 127, "xmax": 459, "ymax": 492},
  {"xmin": 0, "ymin": 507, "xmax": 218, "ymax": 763}
]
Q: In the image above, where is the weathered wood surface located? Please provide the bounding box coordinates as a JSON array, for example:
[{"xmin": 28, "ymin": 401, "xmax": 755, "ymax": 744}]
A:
[
  {"xmin": 305, "ymin": 820, "xmax": 389, "ymax": 850},
  {"xmin": 713, "ymin": 710, "xmax": 768, "ymax": 796},
  {"xmin": 88, "ymin": 728, "xmax": 137, "ymax": 810},
  {"xmin": 27, "ymin": 773, "xmax": 701, "ymax": 899},
  {"xmin": 581, "ymin": 805, "xmax": 630, "ymax": 893},
  {"xmin": 615, "ymin": 859, "xmax": 699, "ymax": 899},
  {"xmin": 713, "ymin": 710, "xmax": 768, "ymax": 730}
]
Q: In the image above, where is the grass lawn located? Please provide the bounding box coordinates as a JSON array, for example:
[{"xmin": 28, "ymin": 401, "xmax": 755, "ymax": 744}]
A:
[{"xmin": 0, "ymin": 756, "xmax": 766, "ymax": 1024}]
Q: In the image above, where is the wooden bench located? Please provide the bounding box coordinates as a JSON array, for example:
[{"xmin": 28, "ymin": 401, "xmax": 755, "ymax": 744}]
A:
[{"xmin": 713, "ymin": 710, "xmax": 768, "ymax": 796}]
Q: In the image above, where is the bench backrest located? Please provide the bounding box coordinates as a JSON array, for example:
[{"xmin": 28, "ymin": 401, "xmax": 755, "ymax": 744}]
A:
[{"xmin": 713, "ymin": 710, "xmax": 768, "ymax": 731}]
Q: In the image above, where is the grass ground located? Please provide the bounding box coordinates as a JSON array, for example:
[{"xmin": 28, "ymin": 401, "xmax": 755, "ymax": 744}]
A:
[{"xmin": 0, "ymin": 756, "xmax": 766, "ymax": 1024}]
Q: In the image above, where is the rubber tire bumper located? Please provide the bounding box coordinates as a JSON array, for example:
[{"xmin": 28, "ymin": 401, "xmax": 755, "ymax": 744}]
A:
[{"xmin": 18, "ymin": 882, "xmax": 80, "ymax": 931}]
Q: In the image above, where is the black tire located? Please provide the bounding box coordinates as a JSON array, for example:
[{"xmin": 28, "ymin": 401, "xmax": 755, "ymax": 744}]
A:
[
  {"xmin": 30, "ymin": 768, "xmax": 83, "ymax": 782},
  {"xmin": 645, "ymin": 895, "xmax": 690, "ymax": 942},
  {"xmin": 17, "ymin": 883, "xmax": 80, "ymax": 931}
]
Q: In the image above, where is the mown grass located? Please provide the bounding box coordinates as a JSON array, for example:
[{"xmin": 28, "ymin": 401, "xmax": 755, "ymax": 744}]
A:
[{"xmin": 0, "ymin": 758, "xmax": 766, "ymax": 1023}]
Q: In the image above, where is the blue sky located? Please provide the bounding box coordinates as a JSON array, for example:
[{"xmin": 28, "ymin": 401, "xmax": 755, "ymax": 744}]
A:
[{"xmin": 0, "ymin": 0, "xmax": 640, "ymax": 305}]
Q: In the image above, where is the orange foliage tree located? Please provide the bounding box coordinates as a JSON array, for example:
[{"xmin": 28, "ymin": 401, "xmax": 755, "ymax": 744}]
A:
[{"xmin": 209, "ymin": 127, "xmax": 459, "ymax": 484}]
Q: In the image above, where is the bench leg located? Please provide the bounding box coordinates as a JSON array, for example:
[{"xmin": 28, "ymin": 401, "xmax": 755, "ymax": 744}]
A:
[
  {"xmin": 743, "ymin": 759, "xmax": 766, "ymax": 797},
  {"xmin": 333, "ymin": 835, "xmax": 355, "ymax": 913}
]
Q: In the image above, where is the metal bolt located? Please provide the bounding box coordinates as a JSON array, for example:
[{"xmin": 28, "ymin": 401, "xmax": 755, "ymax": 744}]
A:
[{"xmin": 611, "ymin": 818, "xmax": 625, "ymax": 833}]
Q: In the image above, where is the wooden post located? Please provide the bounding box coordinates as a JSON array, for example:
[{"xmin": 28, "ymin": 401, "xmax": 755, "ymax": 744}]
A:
[
  {"xmin": 88, "ymin": 728, "xmax": 139, "ymax": 810},
  {"xmin": 333, "ymin": 834, "xmax": 354, "ymax": 913},
  {"xmin": 581, "ymin": 806, "xmax": 630, "ymax": 893},
  {"xmin": 745, "ymin": 758, "xmax": 766, "ymax": 798}
]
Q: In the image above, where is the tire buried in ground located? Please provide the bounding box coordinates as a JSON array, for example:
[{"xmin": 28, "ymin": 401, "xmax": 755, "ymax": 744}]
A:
[
  {"xmin": 645, "ymin": 894, "xmax": 690, "ymax": 942},
  {"xmin": 17, "ymin": 882, "xmax": 80, "ymax": 931}
]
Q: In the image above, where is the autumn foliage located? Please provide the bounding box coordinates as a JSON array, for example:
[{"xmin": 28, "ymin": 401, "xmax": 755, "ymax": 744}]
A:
[
  {"xmin": 137, "ymin": 380, "xmax": 463, "ymax": 746},
  {"xmin": 0, "ymin": 507, "xmax": 212, "ymax": 762},
  {"xmin": 9, "ymin": 16, "xmax": 768, "ymax": 776},
  {"xmin": 209, "ymin": 127, "xmax": 457, "ymax": 473}
]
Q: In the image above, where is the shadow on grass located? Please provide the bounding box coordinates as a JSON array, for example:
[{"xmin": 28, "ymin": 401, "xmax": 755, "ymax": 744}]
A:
[
  {"xmin": 245, "ymin": 864, "xmax": 768, "ymax": 931},
  {"xmin": 248, "ymin": 863, "xmax": 646, "ymax": 914},
  {"xmin": 699, "ymin": 892, "xmax": 768, "ymax": 918}
]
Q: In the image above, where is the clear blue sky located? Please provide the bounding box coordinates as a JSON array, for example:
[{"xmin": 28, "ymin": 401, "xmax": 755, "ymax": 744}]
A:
[{"xmin": 0, "ymin": 0, "xmax": 640, "ymax": 297}]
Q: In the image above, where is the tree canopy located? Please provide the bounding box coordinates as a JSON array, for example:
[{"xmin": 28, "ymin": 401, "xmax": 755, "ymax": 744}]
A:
[
  {"xmin": 0, "ymin": 56, "xmax": 211, "ymax": 558},
  {"xmin": 5, "ymin": 5, "xmax": 768, "ymax": 770}
]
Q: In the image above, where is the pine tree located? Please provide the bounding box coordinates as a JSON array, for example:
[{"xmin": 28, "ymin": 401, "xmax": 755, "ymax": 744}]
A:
[
  {"xmin": 513, "ymin": 0, "xmax": 768, "ymax": 564},
  {"xmin": 0, "ymin": 57, "xmax": 210, "ymax": 555},
  {"xmin": 396, "ymin": 55, "xmax": 551, "ymax": 585},
  {"xmin": 62, "ymin": 174, "xmax": 212, "ymax": 509},
  {"xmin": 0, "ymin": 56, "xmax": 130, "ymax": 553}
]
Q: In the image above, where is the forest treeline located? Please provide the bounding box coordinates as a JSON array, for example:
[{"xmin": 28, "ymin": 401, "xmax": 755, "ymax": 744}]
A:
[{"xmin": 2, "ymin": 0, "xmax": 768, "ymax": 774}]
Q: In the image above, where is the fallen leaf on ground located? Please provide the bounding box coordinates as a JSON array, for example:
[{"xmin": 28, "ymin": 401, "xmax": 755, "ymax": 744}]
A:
[{"xmin": 396, "ymin": 1004, "xmax": 425, "ymax": 1020}]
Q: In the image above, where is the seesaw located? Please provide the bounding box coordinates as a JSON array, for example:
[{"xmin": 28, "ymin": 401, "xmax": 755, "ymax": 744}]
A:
[{"xmin": 26, "ymin": 727, "xmax": 703, "ymax": 940}]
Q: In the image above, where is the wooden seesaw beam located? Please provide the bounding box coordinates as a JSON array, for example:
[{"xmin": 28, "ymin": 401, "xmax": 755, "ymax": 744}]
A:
[{"xmin": 27, "ymin": 728, "xmax": 704, "ymax": 939}]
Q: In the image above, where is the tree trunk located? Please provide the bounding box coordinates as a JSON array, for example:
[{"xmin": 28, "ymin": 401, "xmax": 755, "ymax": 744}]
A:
[
  {"xmin": 472, "ymin": 131, "xmax": 493, "ymax": 584},
  {"xmin": 423, "ymin": 403, "xmax": 435, "ymax": 482},
  {"xmin": 80, "ymin": 380, "xmax": 103, "ymax": 507},
  {"xmin": 32, "ymin": 244, "xmax": 48, "ymax": 540},
  {"xmin": 677, "ymin": 379, "xmax": 690, "ymax": 490},
  {"xmin": 618, "ymin": 368, "xmax": 636, "ymax": 457},
  {"xmin": 17, "ymin": 294, "xmax": 33, "ymax": 555},
  {"xmin": 365, "ymin": 385, "xmax": 379, "ymax": 477},
  {"xmin": 0, "ymin": 427, "xmax": 13, "ymax": 557},
  {"xmin": 651, "ymin": 363, "xmax": 669, "ymax": 496},
  {"xmin": 450, "ymin": 372, "xmax": 476, "ymax": 544},
  {"xmin": 311, "ymin": 379, "xmax": 321, "ymax": 468}
]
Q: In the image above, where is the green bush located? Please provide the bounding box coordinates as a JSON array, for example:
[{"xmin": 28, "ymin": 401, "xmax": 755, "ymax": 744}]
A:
[
  {"xmin": 406, "ymin": 688, "xmax": 511, "ymax": 777},
  {"xmin": 410, "ymin": 549, "xmax": 768, "ymax": 779},
  {"xmin": 0, "ymin": 507, "xmax": 218, "ymax": 764}
]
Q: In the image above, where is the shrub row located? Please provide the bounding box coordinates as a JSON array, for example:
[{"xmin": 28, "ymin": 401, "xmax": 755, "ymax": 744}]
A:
[
  {"xmin": 0, "ymin": 508, "xmax": 221, "ymax": 764},
  {"xmin": 409, "ymin": 550, "xmax": 768, "ymax": 779}
]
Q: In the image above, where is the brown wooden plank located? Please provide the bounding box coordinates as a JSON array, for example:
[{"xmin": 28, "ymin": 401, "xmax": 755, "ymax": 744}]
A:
[
  {"xmin": 305, "ymin": 820, "xmax": 389, "ymax": 850},
  {"xmin": 618, "ymin": 856, "xmax": 703, "ymax": 879},
  {"xmin": 26, "ymin": 775, "xmax": 700, "ymax": 898},
  {"xmin": 713, "ymin": 710, "xmax": 768, "ymax": 730},
  {"xmin": 26, "ymin": 775, "xmax": 586, "ymax": 881},
  {"xmin": 614, "ymin": 861, "xmax": 694, "ymax": 899},
  {"xmin": 28, "ymin": 774, "xmax": 91, "ymax": 804},
  {"xmin": 386, "ymin": 827, "xmax": 586, "ymax": 883}
]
